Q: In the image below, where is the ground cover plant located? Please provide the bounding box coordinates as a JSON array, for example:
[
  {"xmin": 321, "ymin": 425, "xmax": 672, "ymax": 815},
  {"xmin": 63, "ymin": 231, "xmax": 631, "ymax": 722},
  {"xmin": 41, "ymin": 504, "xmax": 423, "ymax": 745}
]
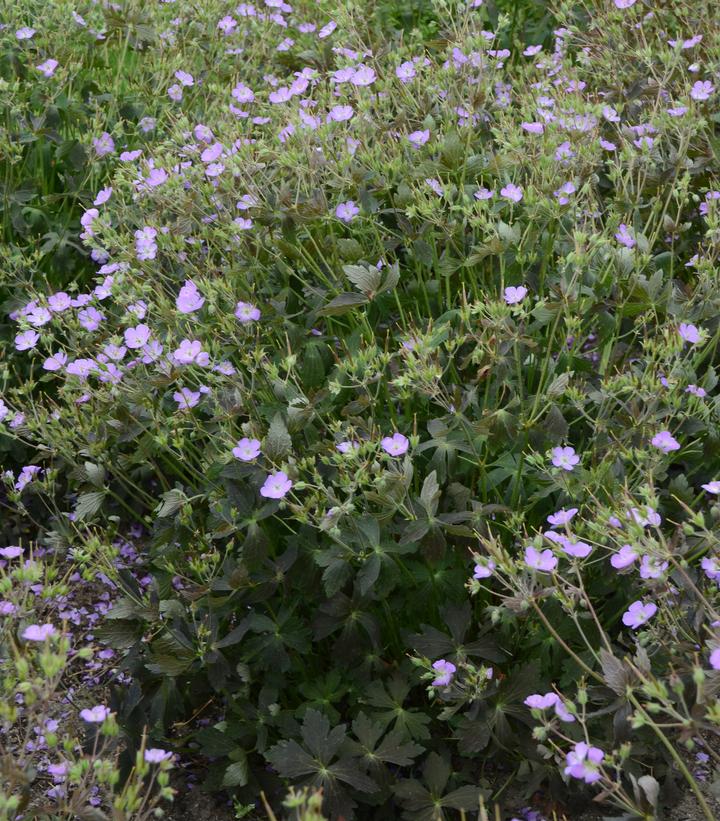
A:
[{"xmin": 2, "ymin": 0, "xmax": 720, "ymax": 818}]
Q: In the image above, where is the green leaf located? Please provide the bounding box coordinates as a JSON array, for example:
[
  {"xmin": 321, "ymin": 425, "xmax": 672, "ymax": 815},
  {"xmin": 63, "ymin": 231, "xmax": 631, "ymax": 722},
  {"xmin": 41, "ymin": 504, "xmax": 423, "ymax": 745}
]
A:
[
  {"xmin": 74, "ymin": 491, "xmax": 106, "ymax": 520},
  {"xmin": 317, "ymin": 292, "xmax": 369, "ymax": 316},
  {"xmin": 343, "ymin": 263, "xmax": 382, "ymax": 295},
  {"xmin": 156, "ymin": 488, "xmax": 187, "ymax": 518},
  {"xmin": 264, "ymin": 413, "xmax": 292, "ymax": 460},
  {"xmin": 222, "ymin": 755, "xmax": 249, "ymax": 787}
]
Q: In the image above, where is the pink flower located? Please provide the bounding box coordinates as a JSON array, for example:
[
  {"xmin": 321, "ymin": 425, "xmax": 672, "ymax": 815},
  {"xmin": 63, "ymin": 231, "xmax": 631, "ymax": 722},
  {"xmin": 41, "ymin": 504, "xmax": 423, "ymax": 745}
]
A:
[
  {"xmin": 15, "ymin": 330, "xmax": 39, "ymax": 351},
  {"xmin": 79, "ymin": 705, "xmax": 110, "ymax": 723},
  {"xmin": 547, "ymin": 508, "xmax": 578, "ymax": 526},
  {"xmin": 173, "ymin": 388, "xmax": 201, "ymax": 410},
  {"xmin": 260, "ymin": 471, "xmax": 293, "ymax": 499},
  {"xmin": 235, "ymin": 301, "xmax": 261, "ymax": 322},
  {"xmin": 678, "ymin": 323, "xmax": 701, "ymax": 344},
  {"xmin": 176, "ymin": 281, "xmax": 205, "ymax": 314},
  {"xmin": 175, "ymin": 70, "xmax": 194, "ymax": 87},
  {"xmin": 37, "ymin": 58, "xmax": 59, "ymax": 77},
  {"xmin": 564, "ymin": 742, "xmax": 604, "ymax": 783},
  {"xmin": 622, "ymin": 600, "xmax": 657, "ymax": 629},
  {"xmin": 431, "ymin": 659, "xmax": 456, "ymax": 686},
  {"xmin": 232, "ymin": 438, "xmax": 261, "ymax": 461},
  {"xmin": 691, "ymin": 81, "xmax": 714, "ymax": 101},
  {"xmin": 524, "ymin": 546, "xmax": 558, "ymax": 572},
  {"xmin": 408, "ymin": 129, "xmax": 430, "ymax": 147},
  {"xmin": 381, "ymin": 433, "xmax": 409, "ymax": 456},
  {"xmin": 473, "ymin": 559, "xmax": 495, "ymax": 579},
  {"xmin": 335, "ymin": 201, "xmax": 360, "ymax": 223},
  {"xmin": 651, "ymin": 431, "xmax": 680, "ymax": 454},
  {"xmin": 615, "ymin": 223, "xmax": 635, "ymax": 248},
  {"xmin": 144, "ymin": 748, "xmax": 173, "ymax": 763},
  {"xmin": 551, "ymin": 446, "xmax": 579, "ymax": 471},
  {"xmin": 504, "ymin": 286, "xmax": 527, "ymax": 305},
  {"xmin": 22, "ymin": 623, "xmax": 58, "ymax": 642},
  {"xmin": 611, "ymin": 544, "xmax": 638, "ymax": 570},
  {"xmin": 500, "ymin": 183, "xmax": 523, "ymax": 203},
  {"xmin": 474, "ymin": 187, "xmax": 494, "ymax": 201}
]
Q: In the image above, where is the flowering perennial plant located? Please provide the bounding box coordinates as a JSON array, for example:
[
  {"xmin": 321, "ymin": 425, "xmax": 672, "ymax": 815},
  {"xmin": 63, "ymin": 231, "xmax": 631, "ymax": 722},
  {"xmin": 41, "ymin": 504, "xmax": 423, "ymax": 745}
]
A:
[{"xmin": 2, "ymin": 0, "xmax": 720, "ymax": 817}]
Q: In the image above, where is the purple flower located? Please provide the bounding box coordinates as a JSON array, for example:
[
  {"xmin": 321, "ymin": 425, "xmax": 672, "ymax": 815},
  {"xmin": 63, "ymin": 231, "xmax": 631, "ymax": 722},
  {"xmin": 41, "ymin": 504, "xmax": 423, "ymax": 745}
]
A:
[
  {"xmin": 336, "ymin": 441, "xmax": 360, "ymax": 454},
  {"xmin": 124, "ymin": 325, "xmax": 151, "ymax": 349},
  {"xmin": 691, "ymin": 81, "xmax": 714, "ymax": 101},
  {"xmin": 381, "ymin": 433, "xmax": 409, "ymax": 456},
  {"xmin": 651, "ymin": 431, "xmax": 680, "ymax": 454},
  {"xmin": 551, "ymin": 446, "xmax": 579, "ymax": 471},
  {"xmin": 701, "ymin": 481, "xmax": 720, "ymax": 494},
  {"xmin": 678, "ymin": 323, "xmax": 701, "ymax": 344},
  {"xmin": 547, "ymin": 508, "xmax": 578, "ymax": 526},
  {"xmin": 327, "ymin": 105, "xmax": 354, "ymax": 123},
  {"xmin": 173, "ymin": 339, "xmax": 209, "ymax": 367},
  {"xmin": 173, "ymin": 388, "xmax": 201, "ymax": 410},
  {"xmin": 93, "ymin": 132, "xmax": 115, "ymax": 158},
  {"xmin": 232, "ymin": 437, "xmax": 261, "ymax": 461},
  {"xmin": 524, "ymin": 546, "xmax": 558, "ymax": 572},
  {"xmin": 78, "ymin": 307, "xmax": 104, "ymax": 331},
  {"xmin": 614, "ymin": 0, "xmax": 636, "ymax": 7},
  {"xmin": 168, "ymin": 84, "xmax": 183, "ymax": 102},
  {"xmin": 94, "ymin": 187, "xmax": 113, "ymax": 206},
  {"xmin": 611, "ymin": 544, "xmax": 638, "ymax": 570},
  {"xmin": 235, "ymin": 301, "xmax": 261, "ymax": 323},
  {"xmin": 350, "ymin": 65, "xmax": 376, "ymax": 87},
  {"xmin": 396, "ymin": 61, "xmax": 416, "ymax": 82},
  {"xmin": 0, "ymin": 546, "xmax": 23, "ymax": 559},
  {"xmin": 710, "ymin": 648, "xmax": 720, "ymax": 671},
  {"xmin": 561, "ymin": 537, "xmax": 592, "ymax": 559},
  {"xmin": 622, "ymin": 600, "xmax": 657, "ymax": 629},
  {"xmin": 135, "ymin": 227, "xmax": 158, "ymax": 261},
  {"xmin": 79, "ymin": 705, "xmax": 110, "ymax": 723},
  {"xmin": 504, "ymin": 286, "xmax": 528, "ymax": 305},
  {"xmin": 42, "ymin": 351, "xmax": 67, "ymax": 372},
  {"xmin": 22, "ymin": 624, "xmax": 58, "ymax": 642},
  {"xmin": 15, "ymin": 330, "xmax": 39, "ymax": 351},
  {"xmin": 408, "ymin": 129, "xmax": 430, "ymax": 147},
  {"xmin": 260, "ymin": 471, "xmax": 293, "ymax": 499},
  {"xmin": 500, "ymin": 183, "xmax": 523, "ymax": 203},
  {"xmin": 176, "ymin": 281, "xmax": 205, "ymax": 314},
  {"xmin": 639, "ymin": 555, "xmax": 668, "ymax": 580},
  {"xmin": 37, "ymin": 59, "xmax": 59, "ymax": 77},
  {"xmin": 474, "ymin": 187, "xmax": 494, "ymax": 201},
  {"xmin": 525, "ymin": 692, "xmax": 575, "ymax": 722},
  {"xmin": 335, "ymin": 201, "xmax": 360, "ymax": 223},
  {"xmin": 521, "ymin": 122, "xmax": 544, "ymax": 134},
  {"xmin": 564, "ymin": 742, "xmax": 604, "ymax": 783},
  {"xmin": 473, "ymin": 559, "xmax": 496, "ymax": 579},
  {"xmin": 431, "ymin": 659, "xmax": 456, "ymax": 687},
  {"xmin": 615, "ymin": 223, "xmax": 635, "ymax": 248},
  {"xmin": 48, "ymin": 292, "xmax": 72, "ymax": 312},
  {"xmin": 144, "ymin": 748, "xmax": 173, "ymax": 763},
  {"xmin": 15, "ymin": 27, "xmax": 36, "ymax": 40},
  {"xmin": 175, "ymin": 70, "xmax": 194, "ymax": 87}
]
